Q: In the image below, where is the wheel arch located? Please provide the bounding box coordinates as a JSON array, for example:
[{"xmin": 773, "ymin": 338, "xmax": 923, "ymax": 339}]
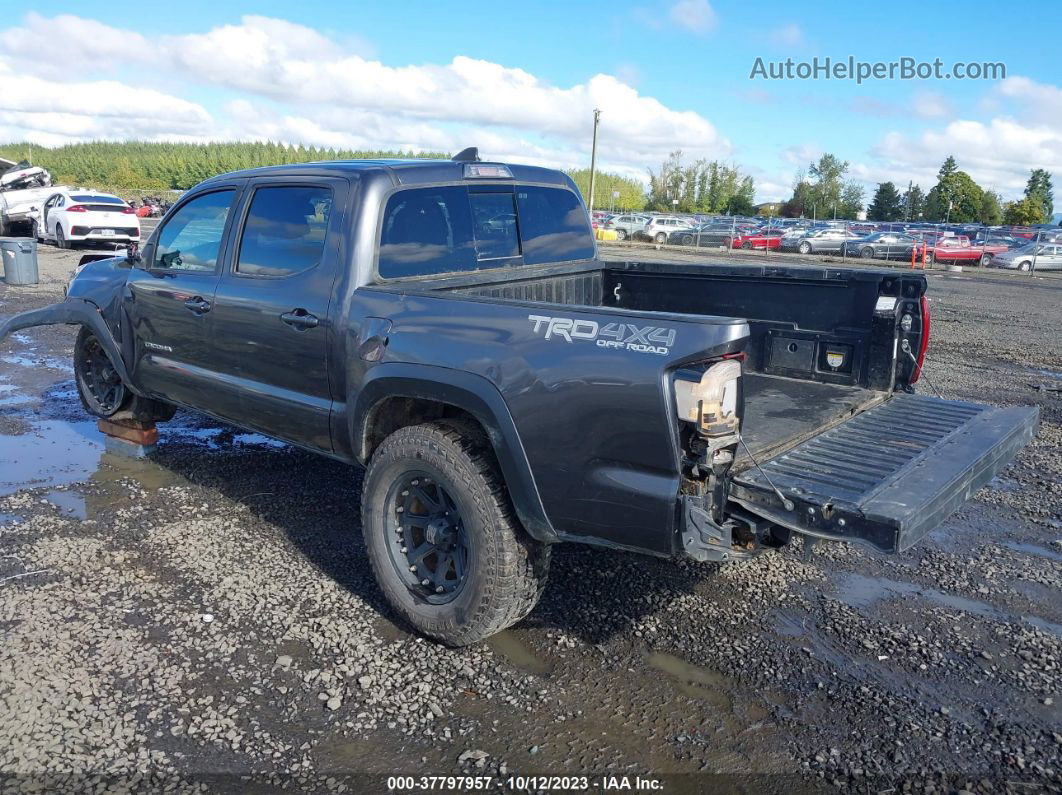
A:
[
  {"xmin": 351, "ymin": 363, "xmax": 558, "ymax": 543},
  {"xmin": 0, "ymin": 297, "xmax": 141, "ymax": 395}
]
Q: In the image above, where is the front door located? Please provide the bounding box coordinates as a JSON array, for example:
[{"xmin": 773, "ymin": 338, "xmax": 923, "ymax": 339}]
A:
[
  {"xmin": 205, "ymin": 178, "xmax": 348, "ymax": 451},
  {"xmin": 125, "ymin": 186, "xmax": 241, "ymax": 408}
]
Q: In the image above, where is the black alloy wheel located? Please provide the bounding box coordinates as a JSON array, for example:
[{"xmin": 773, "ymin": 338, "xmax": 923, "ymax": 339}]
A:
[
  {"xmin": 385, "ymin": 473, "xmax": 470, "ymax": 604},
  {"xmin": 75, "ymin": 332, "xmax": 126, "ymax": 416}
]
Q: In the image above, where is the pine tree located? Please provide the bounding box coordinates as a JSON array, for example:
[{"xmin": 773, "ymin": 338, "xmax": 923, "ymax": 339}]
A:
[{"xmin": 866, "ymin": 182, "xmax": 903, "ymax": 221}]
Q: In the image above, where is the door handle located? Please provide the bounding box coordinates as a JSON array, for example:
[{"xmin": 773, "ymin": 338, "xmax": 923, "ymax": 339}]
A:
[
  {"xmin": 281, "ymin": 309, "xmax": 319, "ymax": 330},
  {"xmin": 184, "ymin": 296, "xmax": 211, "ymax": 314}
]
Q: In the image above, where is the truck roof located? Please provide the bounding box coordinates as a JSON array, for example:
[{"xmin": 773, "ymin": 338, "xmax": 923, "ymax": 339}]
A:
[{"xmin": 198, "ymin": 158, "xmax": 572, "ymax": 189}]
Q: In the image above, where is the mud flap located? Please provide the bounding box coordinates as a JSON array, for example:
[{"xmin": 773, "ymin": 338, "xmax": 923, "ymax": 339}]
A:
[
  {"xmin": 730, "ymin": 394, "xmax": 1039, "ymax": 553},
  {"xmin": 0, "ymin": 298, "xmax": 141, "ymax": 394}
]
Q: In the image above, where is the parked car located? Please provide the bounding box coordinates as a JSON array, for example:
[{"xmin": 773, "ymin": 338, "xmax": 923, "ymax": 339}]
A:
[
  {"xmin": 783, "ymin": 227, "xmax": 861, "ymax": 254},
  {"xmin": 33, "ymin": 189, "xmax": 140, "ymax": 249},
  {"xmin": 920, "ymin": 237, "xmax": 1012, "ymax": 266},
  {"xmin": 604, "ymin": 213, "xmax": 650, "ymax": 240},
  {"xmin": 993, "ymin": 242, "xmax": 1062, "ymax": 271},
  {"xmin": 840, "ymin": 233, "xmax": 917, "ymax": 260},
  {"xmin": 670, "ymin": 223, "xmax": 757, "ymax": 247},
  {"xmin": 731, "ymin": 229, "xmax": 783, "ymax": 250},
  {"xmin": 639, "ymin": 216, "xmax": 694, "ymax": 243},
  {"xmin": 0, "ymin": 153, "xmax": 1038, "ymax": 647}
]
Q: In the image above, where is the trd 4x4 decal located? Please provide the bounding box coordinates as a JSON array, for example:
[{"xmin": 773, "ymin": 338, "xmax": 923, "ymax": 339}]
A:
[{"xmin": 528, "ymin": 314, "xmax": 675, "ymax": 355}]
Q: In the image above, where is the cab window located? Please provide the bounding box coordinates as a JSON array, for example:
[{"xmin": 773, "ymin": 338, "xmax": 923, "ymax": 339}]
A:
[
  {"xmin": 516, "ymin": 186, "xmax": 595, "ymax": 264},
  {"xmin": 236, "ymin": 186, "xmax": 332, "ymax": 278},
  {"xmin": 154, "ymin": 190, "xmax": 235, "ymax": 272}
]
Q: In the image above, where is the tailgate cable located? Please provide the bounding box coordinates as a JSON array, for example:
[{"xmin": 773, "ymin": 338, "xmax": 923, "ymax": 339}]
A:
[
  {"xmin": 737, "ymin": 434, "xmax": 795, "ymax": 511},
  {"xmin": 900, "ymin": 340, "xmax": 944, "ymax": 399}
]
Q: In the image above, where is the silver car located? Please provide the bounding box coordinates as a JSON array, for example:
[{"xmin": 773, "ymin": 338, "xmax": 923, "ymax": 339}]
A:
[
  {"xmin": 993, "ymin": 242, "xmax": 1062, "ymax": 272},
  {"xmin": 784, "ymin": 227, "xmax": 862, "ymax": 254},
  {"xmin": 603, "ymin": 213, "xmax": 650, "ymax": 241}
]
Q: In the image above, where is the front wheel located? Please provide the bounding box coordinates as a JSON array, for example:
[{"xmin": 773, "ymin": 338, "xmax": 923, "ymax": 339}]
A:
[
  {"xmin": 55, "ymin": 225, "xmax": 68, "ymax": 249},
  {"xmin": 616, "ymin": 229, "xmax": 627, "ymax": 241},
  {"xmin": 741, "ymin": 241, "xmax": 753, "ymax": 250},
  {"xmin": 1019, "ymin": 260, "xmax": 1032, "ymax": 272},
  {"xmin": 861, "ymin": 246, "xmax": 875, "ymax": 259},
  {"xmin": 680, "ymin": 234, "xmax": 693, "ymax": 246},
  {"xmin": 980, "ymin": 253, "xmax": 993, "ymax": 266},
  {"xmin": 654, "ymin": 232, "xmax": 666, "ymax": 244},
  {"xmin": 74, "ymin": 328, "xmax": 176, "ymax": 421},
  {"xmin": 362, "ymin": 421, "xmax": 550, "ymax": 646}
]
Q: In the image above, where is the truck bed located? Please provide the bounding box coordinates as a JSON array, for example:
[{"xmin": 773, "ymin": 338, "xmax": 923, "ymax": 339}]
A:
[{"xmin": 737, "ymin": 373, "xmax": 885, "ymax": 468}]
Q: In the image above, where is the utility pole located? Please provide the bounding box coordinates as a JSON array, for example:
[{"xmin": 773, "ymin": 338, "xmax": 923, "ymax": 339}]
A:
[
  {"xmin": 904, "ymin": 180, "xmax": 912, "ymax": 222},
  {"xmin": 587, "ymin": 109, "xmax": 601, "ymax": 214}
]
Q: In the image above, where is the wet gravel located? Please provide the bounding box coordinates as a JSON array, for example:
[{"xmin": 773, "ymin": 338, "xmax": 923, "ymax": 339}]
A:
[{"xmin": 0, "ymin": 245, "xmax": 1059, "ymax": 793}]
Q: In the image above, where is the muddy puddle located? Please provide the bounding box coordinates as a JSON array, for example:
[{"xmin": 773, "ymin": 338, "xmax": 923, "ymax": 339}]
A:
[
  {"xmin": 647, "ymin": 651, "xmax": 732, "ymax": 709},
  {"xmin": 0, "ymin": 419, "xmax": 102, "ymax": 495},
  {"xmin": 487, "ymin": 630, "xmax": 553, "ymax": 676},
  {"xmin": 835, "ymin": 572, "xmax": 1062, "ymax": 637}
]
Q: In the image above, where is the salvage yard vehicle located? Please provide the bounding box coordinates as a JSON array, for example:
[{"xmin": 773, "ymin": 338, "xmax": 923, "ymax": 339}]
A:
[
  {"xmin": 0, "ymin": 158, "xmax": 63, "ymax": 236},
  {"xmin": 839, "ymin": 232, "xmax": 917, "ymax": 260},
  {"xmin": 639, "ymin": 215, "xmax": 694, "ymax": 243},
  {"xmin": 993, "ymin": 241, "xmax": 1062, "ymax": 271},
  {"xmin": 33, "ymin": 189, "xmax": 141, "ymax": 249},
  {"xmin": 784, "ymin": 227, "xmax": 861, "ymax": 255},
  {"xmin": 0, "ymin": 152, "xmax": 1039, "ymax": 646},
  {"xmin": 919, "ymin": 236, "xmax": 1011, "ymax": 266}
]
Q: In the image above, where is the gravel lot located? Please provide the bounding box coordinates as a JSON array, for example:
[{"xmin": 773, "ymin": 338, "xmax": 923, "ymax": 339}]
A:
[{"xmin": 0, "ymin": 243, "xmax": 1059, "ymax": 793}]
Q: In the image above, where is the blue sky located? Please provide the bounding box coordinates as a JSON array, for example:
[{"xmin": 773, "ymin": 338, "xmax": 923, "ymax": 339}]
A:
[{"xmin": 2, "ymin": 1, "xmax": 1060, "ymax": 203}]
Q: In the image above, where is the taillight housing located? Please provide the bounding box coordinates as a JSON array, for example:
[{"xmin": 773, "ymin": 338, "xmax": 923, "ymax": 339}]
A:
[
  {"xmin": 675, "ymin": 360, "xmax": 742, "ymax": 438},
  {"xmin": 122, "ymin": 206, "xmax": 135, "ymax": 215},
  {"xmin": 66, "ymin": 204, "xmax": 87, "ymax": 213},
  {"xmin": 910, "ymin": 295, "xmax": 931, "ymax": 383}
]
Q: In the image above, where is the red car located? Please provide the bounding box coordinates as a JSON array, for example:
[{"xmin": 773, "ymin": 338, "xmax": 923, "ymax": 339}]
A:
[
  {"xmin": 731, "ymin": 229, "xmax": 783, "ymax": 250},
  {"xmin": 920, "ymin": 236, "xmax": 1010, "ymax": 266}
]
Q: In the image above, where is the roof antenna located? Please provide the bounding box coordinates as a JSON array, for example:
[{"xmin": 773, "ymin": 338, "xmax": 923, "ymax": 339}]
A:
[{"xmin": 452, "ymin": 147, "xmax": 481, "ymax": 163}]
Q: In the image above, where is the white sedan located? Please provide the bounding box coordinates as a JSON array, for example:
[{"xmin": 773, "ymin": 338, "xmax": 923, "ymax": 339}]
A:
[{"xmin": 34, "ymin": 190, "xmax": 140, "ymax": 249}]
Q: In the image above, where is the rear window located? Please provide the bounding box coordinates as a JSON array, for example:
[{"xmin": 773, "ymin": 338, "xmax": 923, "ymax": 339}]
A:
[
  {"xmin": 70, "ymin": 194, "xmax": 124, "ymax": 204},
  {"xmin": 236, "ymin": 185, "xmax": 333, "ymax": 278},
  {"xmin": 515, "ymin": 186, "xmax": 595, "ymax": 265},
  {"xmin": 378, "ymin": 184, "xmax": 593, "ymax": 278}
]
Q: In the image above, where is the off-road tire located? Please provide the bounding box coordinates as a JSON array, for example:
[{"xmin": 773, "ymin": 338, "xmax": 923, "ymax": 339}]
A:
[
  {"xmin": 362, "ymin": 421, "xmax": 550, "ymax": 646},
  {"xmin": 73, "ymin": 327, "xmax": 176, "ymax": 422}
]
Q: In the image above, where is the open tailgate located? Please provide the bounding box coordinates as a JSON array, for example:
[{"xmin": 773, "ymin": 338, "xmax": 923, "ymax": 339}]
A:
[{"xmin": 730, "ymin": 394, "xmax": 1039, "ymax": 553}]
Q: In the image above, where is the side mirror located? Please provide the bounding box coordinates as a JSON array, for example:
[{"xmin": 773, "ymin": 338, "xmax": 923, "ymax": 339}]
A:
[{"xmin": 126, "ymin": 241, "xmax": 146, "ymax": 269}]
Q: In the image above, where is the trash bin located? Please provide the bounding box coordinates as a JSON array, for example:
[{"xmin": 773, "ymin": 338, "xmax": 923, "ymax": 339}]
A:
[{"xmin": 0, "ymin": 237, "xmax": 39, "ymax": 285}]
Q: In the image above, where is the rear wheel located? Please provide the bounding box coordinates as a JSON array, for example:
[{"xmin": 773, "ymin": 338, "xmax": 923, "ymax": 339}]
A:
[
  {"xmin": 680, "ymin": 234, "xmax": 694, "ymax": 246},
  {"xmin": 861, "ymin": 246, "xmax": 875, "ymax": 259},
  {"xmin": 654, "ymin": 232, "xmax": 666, "ymax": 244},
  {"xmin": 741, "ymin": 241, "xmax": 753, "ymax": 250},
  {"xmin": 1019, "ymin": 260, "xmax": 1032, "ymax": 272},
  {"xmin": 362, "ymin": 422, "xmax": 550, "ymax": 646},
  {"xmin": 980, "ymin": 253, "xmax": 993, "ymax": 266},
  {"xmin": 73, "ymin": 328, "xmax": 176, "ymax": 421},
  {"xmin": 924, "ymin": 251, "xmax": 935, "ymax": 265},
  {"xmin": 798, "ymin": 241, "xmax": 812, "ymax": 254}
]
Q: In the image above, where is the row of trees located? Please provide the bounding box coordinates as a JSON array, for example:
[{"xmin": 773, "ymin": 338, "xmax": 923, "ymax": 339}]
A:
[
  {"xmin": 2, "ymin": 140, "xmax": 1056, "ymax": 225},
  {"xmin": 645, "ymin": 152, "xmax": 757, "ymax": 215},
  {"xmin": 862, "ymin": 158, "xmax": 1055, "ymax": 226}
]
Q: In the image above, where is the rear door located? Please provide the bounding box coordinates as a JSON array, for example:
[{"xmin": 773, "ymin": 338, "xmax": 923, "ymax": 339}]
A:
[
  {"xmin": 730, "ymin": 394, "xmax": 1039, "ymax": 553},
  {"xmin": 126, "ymin": 186, "xmax": 242, "ymax": 407},
  {"xmin": 204, "ymin": 177, "xmax": 349, "ymax": 450}
]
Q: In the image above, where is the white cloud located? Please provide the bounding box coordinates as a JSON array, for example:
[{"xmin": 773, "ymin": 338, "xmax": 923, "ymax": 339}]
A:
[
  {"xmin": 0, "ymin": 14, "xmax": 730, "ymax": 179},
  {"xmin": 768, "ymin": 23, "xmax": 806, "ymax": 48},
  {"xmin": 0, "ymin": 62, "xmax": 214, "ymax": 145},
  {"xmin": 912, "ymin": 91, "xmax": 953, "ymax": 120},
  {"xmin": 668, "ymin": 0, "xmax": 717, "ymax": 35}
]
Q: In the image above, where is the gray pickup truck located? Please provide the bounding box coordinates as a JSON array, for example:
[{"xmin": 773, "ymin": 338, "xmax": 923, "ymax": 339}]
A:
[{"xmin": 0, "ymin": 150, "xmax": 1039, "ymax": 645}]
